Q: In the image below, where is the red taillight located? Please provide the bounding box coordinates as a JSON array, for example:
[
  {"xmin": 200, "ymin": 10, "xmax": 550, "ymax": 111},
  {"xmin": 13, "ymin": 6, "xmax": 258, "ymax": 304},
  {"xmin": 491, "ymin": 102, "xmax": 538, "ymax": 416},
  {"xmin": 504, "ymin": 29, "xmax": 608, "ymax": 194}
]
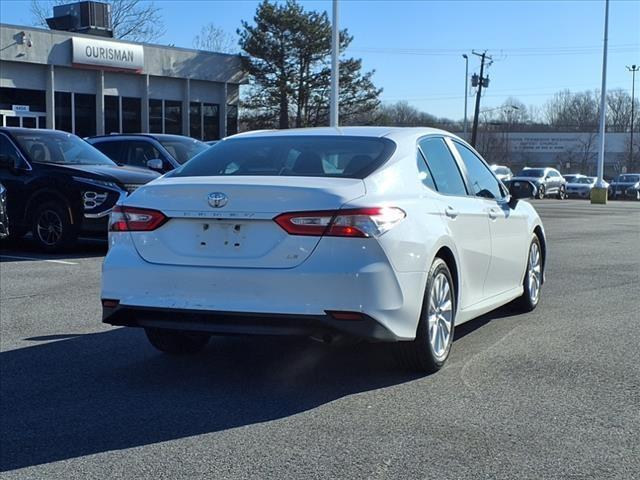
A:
[
  {"xmin": 274, "ymin": 207, "xmax": 405, "ymax": 238},
  {"xmin": 101, "ymin": 299, "xmax": 120, "ymax": 308},
  {"xmin": 109, "ymin": 206, "xmax": 168, "ymax": 232}
]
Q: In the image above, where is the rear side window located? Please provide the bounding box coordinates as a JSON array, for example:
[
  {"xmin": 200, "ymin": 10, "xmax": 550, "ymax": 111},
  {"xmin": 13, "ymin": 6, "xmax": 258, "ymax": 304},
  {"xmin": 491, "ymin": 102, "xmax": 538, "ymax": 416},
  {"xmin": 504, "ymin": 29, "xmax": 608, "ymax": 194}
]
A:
[
  {"xmin": 416, "ymin": 149, "xmax": 436, "ymax": 190},
  {"xmin": 453, "ymin": 141, "xmax": 504, "ymax": 199},
  {"xmin": 418, "ymin": 137, "xmax": 467, "ymax": 196},
  {"xmin": 174, "ymin": 136, "xmax": 396, "ymax": 179}
]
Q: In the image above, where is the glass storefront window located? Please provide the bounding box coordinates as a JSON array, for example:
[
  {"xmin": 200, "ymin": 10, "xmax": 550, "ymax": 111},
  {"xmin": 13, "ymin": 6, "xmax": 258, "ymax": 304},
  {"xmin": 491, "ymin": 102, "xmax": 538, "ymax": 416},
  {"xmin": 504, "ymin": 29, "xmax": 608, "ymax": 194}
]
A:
[
  {"xmin": 149, "ymin": 99, "xmax": 163, "ymax": 133},
  {"xmin": 55, "ymin": 92, "xmax": 72, "ymax": 133},
  {"xmin": 203, "ymin": 103, "xmax": 219, "ymax": 141},
  {"xmin": 0, "ymin": 87, "xmax": 46, "ymax": 112},
  {"xmin": 164, "ymin": 100, "xmax": 182, "ymax": 135},
  {"xmin": 122, "ymin": 97, "xmax": 141, "ymax": 133},
  {"xmin": 104, "ymin": 95, "xmax": 120, "ymax": 134},
  {"xmin": 75, "ymin": 94, "xmax": 96, "ymax": 138},
  {"xmin": 190, "ymin": 102, "xmax": 202, "ymax": 139},
  {"xmin": 226, "ymin": 104, "xmax": 238, "ymax": 136}
]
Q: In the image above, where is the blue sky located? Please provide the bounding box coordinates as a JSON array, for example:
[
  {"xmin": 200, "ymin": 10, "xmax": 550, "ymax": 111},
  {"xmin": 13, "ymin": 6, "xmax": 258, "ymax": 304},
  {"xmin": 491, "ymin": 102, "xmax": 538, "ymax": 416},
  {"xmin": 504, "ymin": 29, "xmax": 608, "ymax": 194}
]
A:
[{"xmin": 2, "ymin": 0, "xmax": 638, "ymax": 120}]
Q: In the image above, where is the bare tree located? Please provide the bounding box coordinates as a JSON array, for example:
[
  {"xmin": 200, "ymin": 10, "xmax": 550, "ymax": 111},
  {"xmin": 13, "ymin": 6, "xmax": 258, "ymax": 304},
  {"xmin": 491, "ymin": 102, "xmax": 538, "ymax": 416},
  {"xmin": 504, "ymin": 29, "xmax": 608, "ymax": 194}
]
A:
[
  {"xmin": 30, "ymin": 0, "xmax": 165, "ymax": 43},
  {"xmin": 560, "ymin": 133, "xmax": 598, "ymax": 174},
  {"xmin": 544, "ymin": 90, "xmax": 599, "ymax": 131},
  {"xmin": 606, "ymin": 89, "xmax": 636, "ymax": 133},
  {"xmin": 193, "ymin": 23, "xmax": 237, "ymax": 54}
]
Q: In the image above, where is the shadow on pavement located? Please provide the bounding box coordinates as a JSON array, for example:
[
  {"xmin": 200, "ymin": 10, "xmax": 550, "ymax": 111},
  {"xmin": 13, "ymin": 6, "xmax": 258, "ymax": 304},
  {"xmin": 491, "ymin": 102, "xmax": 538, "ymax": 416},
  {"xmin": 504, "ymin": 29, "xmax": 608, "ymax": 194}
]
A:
[
  {"xmin": 0, "ymin": 236, "xmax": 107, "ymax": 262},
  {"xmin": 0, "ymin": 303, "xmax": 510, "ymax": 472},
  {"xmin": 0, "ymin": 329, "xmax": 418, "ymax": 471}
]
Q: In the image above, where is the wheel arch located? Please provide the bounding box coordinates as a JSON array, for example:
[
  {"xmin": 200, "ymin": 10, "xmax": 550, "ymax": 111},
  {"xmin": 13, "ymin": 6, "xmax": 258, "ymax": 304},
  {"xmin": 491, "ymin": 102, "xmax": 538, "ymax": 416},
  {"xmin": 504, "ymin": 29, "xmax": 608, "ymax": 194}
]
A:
[
  {"xmin": 434, "ymin": 245, "xmax": 460, "ymax": 309},
  {"xmin": 25, "ymin": 189, "xmax": 79, "ymax": 227},
  {"xmin": 533, "ymin": 224, "xmax": 547, "ymax": 284}
]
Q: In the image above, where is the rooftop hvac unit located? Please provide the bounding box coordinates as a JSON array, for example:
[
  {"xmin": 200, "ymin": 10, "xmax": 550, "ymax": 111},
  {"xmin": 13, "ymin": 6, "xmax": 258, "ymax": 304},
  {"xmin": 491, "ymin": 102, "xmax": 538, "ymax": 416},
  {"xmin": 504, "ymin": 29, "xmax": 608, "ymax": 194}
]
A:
[{"xmin": 46, "ymin": 1, "xmax": 113, "ymax": 38}]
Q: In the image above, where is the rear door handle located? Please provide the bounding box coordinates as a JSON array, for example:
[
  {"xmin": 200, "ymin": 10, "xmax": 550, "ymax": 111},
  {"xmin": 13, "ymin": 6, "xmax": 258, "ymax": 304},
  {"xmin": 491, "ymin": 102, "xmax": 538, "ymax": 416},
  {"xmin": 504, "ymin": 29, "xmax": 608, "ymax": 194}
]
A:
[{"xmin": 444, "ymin": 206, "xmax": 458, "ymax": 219}]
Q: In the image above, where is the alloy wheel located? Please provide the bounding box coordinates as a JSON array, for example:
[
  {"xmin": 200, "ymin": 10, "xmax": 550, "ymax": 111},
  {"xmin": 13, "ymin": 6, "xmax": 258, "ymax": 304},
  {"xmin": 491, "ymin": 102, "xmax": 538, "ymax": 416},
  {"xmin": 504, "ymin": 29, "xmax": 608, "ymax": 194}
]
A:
[
  {"xmin": 36, "ymin": 209, "xmax": 63, "ymax": 246},
  {"xmin": 427, "ymin": 272, "xmax": 453, "ymax": 360},
  {"xmin": 527, "ymin": 242, "xmax": 542, "ymax": 304}
]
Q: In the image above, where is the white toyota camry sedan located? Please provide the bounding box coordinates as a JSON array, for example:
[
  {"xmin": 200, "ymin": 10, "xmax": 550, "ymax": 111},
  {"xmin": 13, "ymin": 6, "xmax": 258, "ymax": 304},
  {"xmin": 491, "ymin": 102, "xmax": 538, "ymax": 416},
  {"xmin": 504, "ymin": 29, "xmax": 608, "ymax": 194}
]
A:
[{"xmin": 102, "ymin": 127, "xmax": 546, "ymax": 373}]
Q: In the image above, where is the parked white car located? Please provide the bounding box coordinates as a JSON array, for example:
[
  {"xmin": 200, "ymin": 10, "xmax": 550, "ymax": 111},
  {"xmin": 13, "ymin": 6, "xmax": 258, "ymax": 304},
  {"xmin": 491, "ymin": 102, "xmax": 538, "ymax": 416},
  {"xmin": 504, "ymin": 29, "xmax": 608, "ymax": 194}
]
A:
[
  {"xmin": 566, "ymin": 176, "xmax": 597, "ymax": 199},
  {"xmin": 490, "ymin": 164, "xmax": 513, "ymax": 183},
  {"xmin": 102, "ymin": 127, "xmax": 546, "ymax": 373}
]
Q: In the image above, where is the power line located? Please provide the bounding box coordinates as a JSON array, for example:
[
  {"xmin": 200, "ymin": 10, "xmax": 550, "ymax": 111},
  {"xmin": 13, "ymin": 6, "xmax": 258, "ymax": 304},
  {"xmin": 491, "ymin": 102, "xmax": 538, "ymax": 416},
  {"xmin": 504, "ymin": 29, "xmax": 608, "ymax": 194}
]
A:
[
  {"xmin": 351, "ymin": 44, "xmax": 639, "ymax": 57},
  {"xmin": 382, "ymin": 83, "xmax": 629, "ymax": 102}
]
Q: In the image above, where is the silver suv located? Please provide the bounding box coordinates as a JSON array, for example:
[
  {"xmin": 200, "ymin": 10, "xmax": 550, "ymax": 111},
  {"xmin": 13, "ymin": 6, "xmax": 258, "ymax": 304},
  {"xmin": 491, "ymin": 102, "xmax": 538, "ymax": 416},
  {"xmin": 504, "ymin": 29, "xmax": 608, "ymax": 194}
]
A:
[{"xmin": 511, "ymin": 167, "xmax": 567, "ymax": 199}]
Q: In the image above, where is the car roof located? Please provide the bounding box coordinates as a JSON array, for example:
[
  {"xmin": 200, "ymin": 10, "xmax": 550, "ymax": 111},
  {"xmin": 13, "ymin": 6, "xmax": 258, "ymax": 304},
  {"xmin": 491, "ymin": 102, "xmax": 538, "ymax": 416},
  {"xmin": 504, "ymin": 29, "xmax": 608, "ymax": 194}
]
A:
[
  {"xmin": 87, "ymin": 133, "xmax": 197, "ymax": 141},
  {"xmin": 0, "ymin": 127, "xmax": 77, "ymax": 138},
  {"xmin": 227, "ymin": 126, "xmax": 452, "ymax": 142}
]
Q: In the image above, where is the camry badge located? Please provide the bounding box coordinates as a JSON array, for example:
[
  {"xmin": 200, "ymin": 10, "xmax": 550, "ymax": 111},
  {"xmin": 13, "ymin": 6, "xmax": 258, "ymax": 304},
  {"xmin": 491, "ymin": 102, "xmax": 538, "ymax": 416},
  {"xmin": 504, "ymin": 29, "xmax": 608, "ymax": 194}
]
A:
[{"xmin": 207, "ymin": 192, "xmax": 228, "ymax": 208}]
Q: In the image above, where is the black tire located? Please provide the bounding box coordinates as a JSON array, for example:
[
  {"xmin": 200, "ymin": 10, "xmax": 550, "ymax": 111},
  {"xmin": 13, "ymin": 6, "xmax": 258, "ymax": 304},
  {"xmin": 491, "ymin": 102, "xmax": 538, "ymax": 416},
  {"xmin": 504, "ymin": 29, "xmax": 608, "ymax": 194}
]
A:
[
  {"xmin": 31, "ymin": 201, "xmax": 77, "ymax": 252},
  {"xmin": 396, "ymin": 258, "xmax": 456, "ymax": 374},
  {"xmin": 556, "ymin": 185, "xmax": 567, "ymax": 200},
  {"xmin": 537, "ymin": 184, "xmax": 545, "ymax": 199},
  {"xmin": 145, "ymin": 328, "xmax": 210, "ymax": 355},
  {"xmin": 513, "ymin": 236, "xmax": 543, "ymax": 312}
]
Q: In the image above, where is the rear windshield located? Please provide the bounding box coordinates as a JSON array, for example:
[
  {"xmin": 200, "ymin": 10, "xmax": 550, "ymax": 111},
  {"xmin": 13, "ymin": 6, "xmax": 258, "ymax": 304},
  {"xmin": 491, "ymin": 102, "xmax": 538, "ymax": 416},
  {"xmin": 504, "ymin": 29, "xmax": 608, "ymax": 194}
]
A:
[
  {"xmin": 174, "ymin": 135, "xmax": 396, "ymax": 179},
  {"xmin": 574, "ymin": 177, "xmax": 593, "ymax": 184}
]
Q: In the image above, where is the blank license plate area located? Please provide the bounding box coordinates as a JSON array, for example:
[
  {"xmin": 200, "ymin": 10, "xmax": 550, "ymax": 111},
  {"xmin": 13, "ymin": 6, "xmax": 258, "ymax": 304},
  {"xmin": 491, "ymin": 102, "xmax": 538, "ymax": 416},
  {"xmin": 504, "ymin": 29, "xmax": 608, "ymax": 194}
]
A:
[
  {"xmin": 159, "ymin": 219, "xmax": 286, "ymax": 258},
  {"xmin": 184, "ymin": 219, "xmax": 283, "ymax": 258}
]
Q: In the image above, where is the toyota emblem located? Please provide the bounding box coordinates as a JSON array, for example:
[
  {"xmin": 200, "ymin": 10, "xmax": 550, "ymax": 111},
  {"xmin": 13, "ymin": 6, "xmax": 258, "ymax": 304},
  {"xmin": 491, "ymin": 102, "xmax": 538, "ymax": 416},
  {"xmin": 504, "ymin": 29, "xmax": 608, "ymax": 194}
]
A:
[{"xmin": 207, "ymin": 192, "xmax": 228, "ymax": 208}]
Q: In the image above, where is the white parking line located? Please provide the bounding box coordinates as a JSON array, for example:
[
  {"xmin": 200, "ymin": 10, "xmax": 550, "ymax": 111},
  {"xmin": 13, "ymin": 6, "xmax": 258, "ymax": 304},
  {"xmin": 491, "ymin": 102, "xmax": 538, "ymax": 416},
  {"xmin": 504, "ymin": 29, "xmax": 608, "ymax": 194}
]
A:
[{"xmin": 0, "ymin": 255, "xmax": 78, "ymax": 265}]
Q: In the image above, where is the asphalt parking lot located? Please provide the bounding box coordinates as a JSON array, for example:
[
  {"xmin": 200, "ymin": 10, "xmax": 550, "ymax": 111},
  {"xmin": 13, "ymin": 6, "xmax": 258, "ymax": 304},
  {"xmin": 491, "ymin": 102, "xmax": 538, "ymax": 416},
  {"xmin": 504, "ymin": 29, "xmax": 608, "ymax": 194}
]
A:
[{"xmin": 1, "ymin": 199, "xmax": 638, "ymax": 479}]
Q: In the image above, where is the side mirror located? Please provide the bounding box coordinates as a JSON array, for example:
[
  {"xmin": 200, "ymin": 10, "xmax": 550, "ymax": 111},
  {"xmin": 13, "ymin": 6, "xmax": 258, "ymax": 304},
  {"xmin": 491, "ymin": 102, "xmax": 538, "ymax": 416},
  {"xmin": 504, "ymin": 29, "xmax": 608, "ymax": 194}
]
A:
[
  {"xmin": 146, "ymin": 158, "xmax": 164, "ymax": 171},
  {"xmin": 505, "ymin": 180, "xmax": 537, "ymax": 209}
]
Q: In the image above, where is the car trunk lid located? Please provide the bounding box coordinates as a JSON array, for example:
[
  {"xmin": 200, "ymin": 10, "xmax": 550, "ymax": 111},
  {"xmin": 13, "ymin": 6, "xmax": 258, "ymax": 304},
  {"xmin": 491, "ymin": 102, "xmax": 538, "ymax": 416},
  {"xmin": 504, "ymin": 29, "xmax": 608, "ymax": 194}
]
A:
[{"xmin": 125, "ymin": 176, "xmax": 366, "ymax": 268}]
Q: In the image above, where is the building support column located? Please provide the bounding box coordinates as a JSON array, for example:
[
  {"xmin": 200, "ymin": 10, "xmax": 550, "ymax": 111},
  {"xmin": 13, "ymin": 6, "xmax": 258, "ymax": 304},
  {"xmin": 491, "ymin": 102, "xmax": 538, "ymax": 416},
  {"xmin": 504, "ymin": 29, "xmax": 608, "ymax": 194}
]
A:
[
  {"xmin": 219, "ymin": 82, "xmax": 228, "ymax": 139},
  {"xmin": 96, "ymin": 70, "xmax": 105, "ymax": 135},
  {"xmin": 141, "ymin": 74, "xmax": 149, "ymax": 133},
  {"xmin": 183, "ymin": 78, "xmax": 190, "ymax": 136},
  {"xmin": 46, "ymin": 65, "xmax": 55, "ymax": 129}
]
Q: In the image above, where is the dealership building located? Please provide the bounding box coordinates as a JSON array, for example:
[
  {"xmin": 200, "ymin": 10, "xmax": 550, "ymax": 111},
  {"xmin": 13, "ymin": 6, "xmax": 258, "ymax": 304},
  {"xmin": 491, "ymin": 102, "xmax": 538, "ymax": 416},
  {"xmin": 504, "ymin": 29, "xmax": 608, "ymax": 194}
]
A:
[{"xmin": 0, "ymin": 10, "xmax": 246, "ymax": 140}]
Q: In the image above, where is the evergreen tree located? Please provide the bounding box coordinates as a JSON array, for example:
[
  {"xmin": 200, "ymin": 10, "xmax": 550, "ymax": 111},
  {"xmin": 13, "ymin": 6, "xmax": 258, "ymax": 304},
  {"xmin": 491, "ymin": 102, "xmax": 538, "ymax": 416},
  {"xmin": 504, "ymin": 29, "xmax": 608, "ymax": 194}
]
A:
[{"xmin": 238, "ymin": 0, "xmax": 381, "ymax": 129}]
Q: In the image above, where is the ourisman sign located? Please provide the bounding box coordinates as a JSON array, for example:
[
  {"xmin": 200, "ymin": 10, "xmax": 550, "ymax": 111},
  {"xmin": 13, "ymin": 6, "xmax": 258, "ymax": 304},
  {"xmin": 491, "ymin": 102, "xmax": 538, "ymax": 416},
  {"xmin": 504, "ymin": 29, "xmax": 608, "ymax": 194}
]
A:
[{"xmin": 72, "ymin": 37, "xmax": 144, "ymax": 72}]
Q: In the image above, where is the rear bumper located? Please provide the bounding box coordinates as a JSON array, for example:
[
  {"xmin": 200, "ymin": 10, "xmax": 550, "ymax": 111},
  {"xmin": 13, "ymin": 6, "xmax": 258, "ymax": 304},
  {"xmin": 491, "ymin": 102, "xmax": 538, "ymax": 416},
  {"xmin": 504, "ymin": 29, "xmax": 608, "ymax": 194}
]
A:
[
  {"xmin": 567, "ymin": 190, "xmax": 590, "ymax": 198},
  {"xmin": 102, "ymin": 233, "xmax": 428, "ymax": 340},
  {"xmin": 102, "ymin": 304, "xmax": 399, "ymax": 341}
]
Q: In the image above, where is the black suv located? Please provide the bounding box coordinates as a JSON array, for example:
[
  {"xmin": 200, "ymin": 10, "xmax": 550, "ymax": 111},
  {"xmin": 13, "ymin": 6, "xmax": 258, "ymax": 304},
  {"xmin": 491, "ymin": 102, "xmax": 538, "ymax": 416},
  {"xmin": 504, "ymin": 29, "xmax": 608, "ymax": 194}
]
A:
[
  {"xmin": 87, "ymin": 134, "xmax": 209, "ymax": 174},
  {"xmin": 0, "ymin": 128, "xmax": 160, "ymax": 251}
]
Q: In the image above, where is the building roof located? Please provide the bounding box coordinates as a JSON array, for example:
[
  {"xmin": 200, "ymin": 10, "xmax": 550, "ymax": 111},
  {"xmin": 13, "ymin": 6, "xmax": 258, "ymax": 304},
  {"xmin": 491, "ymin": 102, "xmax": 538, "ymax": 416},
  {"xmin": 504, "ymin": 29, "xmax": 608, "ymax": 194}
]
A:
[{"xmin": 0, "ymin": 23, "xmax": 248, "ymax": 84}]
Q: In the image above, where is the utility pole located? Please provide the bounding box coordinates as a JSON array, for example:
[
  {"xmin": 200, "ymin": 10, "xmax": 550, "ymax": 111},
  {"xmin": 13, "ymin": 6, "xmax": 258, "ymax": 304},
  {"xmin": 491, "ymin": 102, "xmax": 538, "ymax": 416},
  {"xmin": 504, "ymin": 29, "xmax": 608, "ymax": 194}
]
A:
[
  {"xmin": 462, "ymin": 54, "xmax": 469, "ymax": 136},
  {"xmin": 627, "ymin": 65, "xmax": 639, "ymax": 169},
  {"xmin": 329, "ymin": 0, "xmax": 339, "ymax": 127},
  {"xmin": 592, "ymin": 0, "xmax": 609, "ymax": 204},
  {"xmin": 470, "ymin": 50, "xmax": 492, "ymax": 147},
  {"xmin": 591, "ymin": 0, "xmax": 609, "ymax": 203}
]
